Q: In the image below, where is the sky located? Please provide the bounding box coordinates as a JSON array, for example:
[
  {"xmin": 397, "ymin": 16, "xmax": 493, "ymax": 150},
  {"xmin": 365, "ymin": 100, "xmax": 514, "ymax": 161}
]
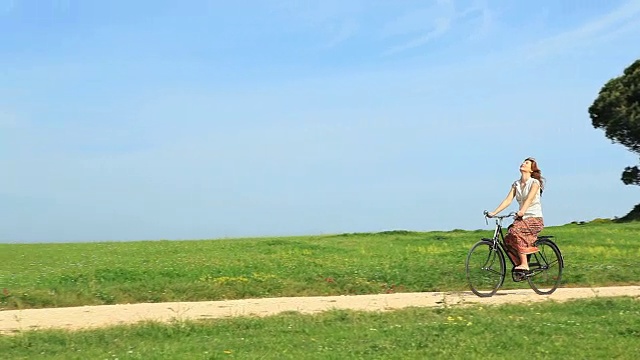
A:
[{"xmin": 1, "ymin": 0, "xmax": 640, "ymax": 243}]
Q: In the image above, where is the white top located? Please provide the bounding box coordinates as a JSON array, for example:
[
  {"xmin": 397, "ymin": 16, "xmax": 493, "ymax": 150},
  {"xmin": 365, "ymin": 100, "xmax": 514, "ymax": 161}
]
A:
[{"xmin": 513, "ymin": 178, "xmax": 543, "ymax": 219}]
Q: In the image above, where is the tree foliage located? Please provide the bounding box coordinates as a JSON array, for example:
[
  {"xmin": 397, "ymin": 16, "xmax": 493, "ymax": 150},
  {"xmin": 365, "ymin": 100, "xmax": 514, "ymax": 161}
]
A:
[{"xmin": 589, "ymin": 59, "xmax": 640, "ymax": 185}]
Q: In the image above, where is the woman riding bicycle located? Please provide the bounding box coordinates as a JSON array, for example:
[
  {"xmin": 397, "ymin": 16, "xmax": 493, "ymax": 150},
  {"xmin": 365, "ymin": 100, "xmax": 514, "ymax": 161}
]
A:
[{"xmin": 487, "ymin": 157, "xmax": 545, "ymax": 272}]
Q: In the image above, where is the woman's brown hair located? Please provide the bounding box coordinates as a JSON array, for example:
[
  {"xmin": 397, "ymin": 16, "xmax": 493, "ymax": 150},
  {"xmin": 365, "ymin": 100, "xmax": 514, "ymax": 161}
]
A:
[{"xmin": 525, "ymin": 157, "xmax": 545, "ymax": 195}]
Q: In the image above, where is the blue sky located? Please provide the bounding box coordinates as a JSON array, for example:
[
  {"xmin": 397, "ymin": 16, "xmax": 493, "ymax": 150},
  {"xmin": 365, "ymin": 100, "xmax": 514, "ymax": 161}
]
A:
[{"xmin": 1, "ymin": 0, "xmax": 640, "ymax": 243}]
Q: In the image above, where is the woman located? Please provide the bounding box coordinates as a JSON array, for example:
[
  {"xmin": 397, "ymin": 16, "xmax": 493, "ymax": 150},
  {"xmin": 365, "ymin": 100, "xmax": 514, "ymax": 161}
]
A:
[{"xmin": 488, "ymin": 157, "xmax": 545, "ymax": 271}]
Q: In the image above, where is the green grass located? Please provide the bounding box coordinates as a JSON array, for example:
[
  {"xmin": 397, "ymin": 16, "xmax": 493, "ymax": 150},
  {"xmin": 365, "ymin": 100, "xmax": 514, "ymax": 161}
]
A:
[
  {"xmin": 1, "ymin": 220, "xmax": 639, "ymax": 310},
  {"xmin": 1, "ymin": 296, "xmax": 638, "ymax": 359}
]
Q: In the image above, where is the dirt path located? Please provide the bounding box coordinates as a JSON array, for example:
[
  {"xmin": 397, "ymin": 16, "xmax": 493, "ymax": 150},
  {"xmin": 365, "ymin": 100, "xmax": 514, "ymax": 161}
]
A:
[{"xmin": 1, "ymin": 286, "xmax": 639, "ymax": 335}]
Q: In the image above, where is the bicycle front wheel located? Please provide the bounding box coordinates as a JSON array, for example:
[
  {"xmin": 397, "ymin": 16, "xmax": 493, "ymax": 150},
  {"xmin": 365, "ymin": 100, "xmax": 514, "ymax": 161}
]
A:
[
  {"xmin": 527, "ymin": 239, "xmax": 564, "ymax": 295},
  {"xmin": 465, "ymin": 240, "xmax": 506, "ymax": 297}
]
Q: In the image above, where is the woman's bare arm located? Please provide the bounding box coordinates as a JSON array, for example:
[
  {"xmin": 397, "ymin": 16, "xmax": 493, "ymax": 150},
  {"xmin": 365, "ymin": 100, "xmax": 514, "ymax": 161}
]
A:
[{"xmin": 489, "ymin": 186, "xmax": 515, "ymax": 216}]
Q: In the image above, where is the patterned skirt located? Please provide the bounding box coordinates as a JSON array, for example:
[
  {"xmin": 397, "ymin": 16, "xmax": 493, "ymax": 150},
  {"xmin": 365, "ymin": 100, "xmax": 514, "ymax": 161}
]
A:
[{"xmin": 504, "ymin": 217, "xmax": 544, "ymax": 258}]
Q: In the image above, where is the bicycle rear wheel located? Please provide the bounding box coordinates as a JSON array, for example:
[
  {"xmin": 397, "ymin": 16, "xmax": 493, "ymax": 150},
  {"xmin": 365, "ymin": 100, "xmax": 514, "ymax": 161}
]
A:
[
  {"xmin": 465, "ymin": 240, "xmax": 506, "ymax": 297},
  {"xmin": 527, "ymin": 239, "xmax": 564, "ymax": 295}
]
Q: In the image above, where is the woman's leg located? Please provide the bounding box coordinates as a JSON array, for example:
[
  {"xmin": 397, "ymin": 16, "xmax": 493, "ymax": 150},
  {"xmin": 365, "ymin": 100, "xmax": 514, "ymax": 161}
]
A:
[
  {"xmin": 514, "ymin": 217, "xmax": 544, "ymax": 270},
  {"xmin": 504, "ymin": 224, "xmax": 521, "ymax": 266},
  {"xmin": 516, "ymin": 253, "xmax": 529, "ymax": 270}
]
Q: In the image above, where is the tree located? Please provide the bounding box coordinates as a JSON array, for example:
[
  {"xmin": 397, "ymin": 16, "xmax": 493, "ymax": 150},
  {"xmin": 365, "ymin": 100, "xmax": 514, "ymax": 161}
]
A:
[{"xmin": 589, "ymin": 59, "xmax": 640, "ymax": 185}]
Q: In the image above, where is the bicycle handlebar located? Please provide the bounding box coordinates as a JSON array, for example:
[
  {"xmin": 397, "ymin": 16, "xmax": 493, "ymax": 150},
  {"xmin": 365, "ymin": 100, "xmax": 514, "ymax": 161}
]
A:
[{"xmin": 483, "ymin": 210, "xmax": 517, "ymax": 219}]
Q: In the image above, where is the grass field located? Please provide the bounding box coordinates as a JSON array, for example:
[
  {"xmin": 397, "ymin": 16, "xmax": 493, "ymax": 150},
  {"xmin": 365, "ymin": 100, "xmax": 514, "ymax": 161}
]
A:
[
  {"xmin": 0, "ymin": 297, "xmax": 638, "ymax": 359},
  {"xmin": 1, "ymin": 219, "xmax": 639, "ymax": 310},
  {"xmin": 0, "ymin": 220, "xmax": 639, "ymax": 358}
]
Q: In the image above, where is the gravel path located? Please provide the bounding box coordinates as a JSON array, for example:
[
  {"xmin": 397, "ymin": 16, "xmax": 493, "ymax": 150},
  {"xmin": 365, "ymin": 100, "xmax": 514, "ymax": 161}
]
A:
[{"xmin": 1, "ymin": 285, "xmax": 639, "ymax": 335}]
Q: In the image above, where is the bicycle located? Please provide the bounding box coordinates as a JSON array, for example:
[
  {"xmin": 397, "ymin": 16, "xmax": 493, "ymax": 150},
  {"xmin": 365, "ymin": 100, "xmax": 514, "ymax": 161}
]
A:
[{"xmin": 465, "ymin": 211, "xmax": 565, "ymax": 297}]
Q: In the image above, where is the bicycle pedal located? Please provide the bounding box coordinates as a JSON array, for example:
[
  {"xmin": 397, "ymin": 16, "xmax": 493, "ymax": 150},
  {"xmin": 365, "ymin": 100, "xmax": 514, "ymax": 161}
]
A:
[
  {"xmin": 511, "ymin": 268, "xmax": 530, "ymax": 282},
  {"xmin": 511, "ymin": 272, "xmax": 525, "ymax": 282}
]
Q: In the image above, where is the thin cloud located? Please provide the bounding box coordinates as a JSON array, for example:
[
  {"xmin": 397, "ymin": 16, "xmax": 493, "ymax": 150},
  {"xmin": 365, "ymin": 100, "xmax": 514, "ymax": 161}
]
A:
[
  {"xmin": 274, "ymin": 0, "xmax": 363, "ymax": 26},
  {"xmin": 381, "ymin": 0, "xmax": 492, "ymax": 56},
  {"xmin": 321, "ymin": 19, "xmax": 359, "ymax": 49},
  {"xmin": 462, "ymin": 1, "xmax": 493, "ymax": 40},
  {"xmin": 523, "ymin": 0, "xmax": 640, "ymax": 59},
  {"xmin": 383, "ymin": 18, "xmax": 452, "ymax": 56},
  {"xmin": 271, "ymin": 0, "xmax": 364, "ymax": 49},
  {"xmin": 593, "ymin": 13, "xmax": 640, "ymax": 43},
  {"xmin": 380, "ymin": 4, "xmax": 453, "ymax": 38}
]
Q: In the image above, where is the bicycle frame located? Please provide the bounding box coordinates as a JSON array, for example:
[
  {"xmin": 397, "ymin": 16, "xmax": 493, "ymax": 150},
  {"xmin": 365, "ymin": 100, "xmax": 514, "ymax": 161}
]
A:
[{"xmin": 484, "ymin": 212, "xmax": 518, "ymax": 267}]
